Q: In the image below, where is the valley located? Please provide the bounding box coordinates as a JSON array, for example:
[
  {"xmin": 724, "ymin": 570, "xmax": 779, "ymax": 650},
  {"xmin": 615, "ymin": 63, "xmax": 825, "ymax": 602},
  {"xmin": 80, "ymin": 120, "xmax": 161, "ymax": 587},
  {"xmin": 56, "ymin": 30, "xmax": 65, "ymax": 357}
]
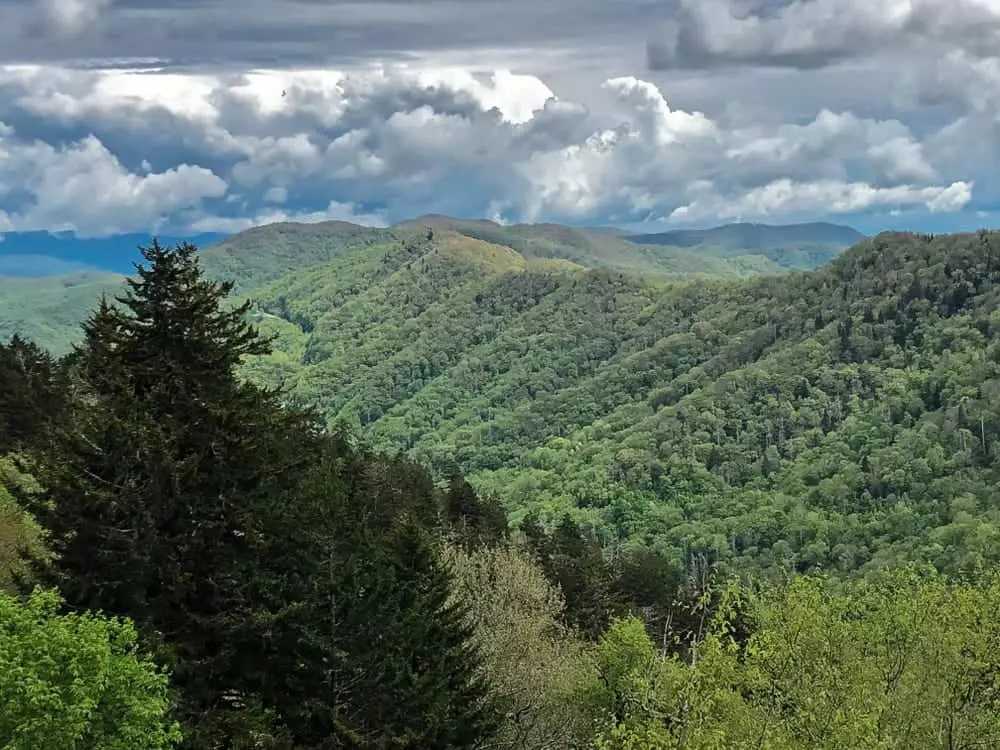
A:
[
  {"xmin": 234, "ymin": 224, "xmax": 1000, "ymax": 579},
  {"xmin": 6, "ymin": 217, "xmax": 1000, "ymax": 748},
  {"xmin": 9, "ymin": 216, "xmax": 995, "ymax": 579},
  {"xmin": 5, "ymin": 4, "xmax": 999, "ymax": 745}
]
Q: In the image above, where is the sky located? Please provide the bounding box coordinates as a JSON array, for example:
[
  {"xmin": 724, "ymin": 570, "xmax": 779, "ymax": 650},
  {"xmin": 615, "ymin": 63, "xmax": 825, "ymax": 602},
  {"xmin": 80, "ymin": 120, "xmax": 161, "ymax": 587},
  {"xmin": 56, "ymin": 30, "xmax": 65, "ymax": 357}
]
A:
[{"xmin": 1, "ymin": 0, "xmax": 999, "ymax": 241}]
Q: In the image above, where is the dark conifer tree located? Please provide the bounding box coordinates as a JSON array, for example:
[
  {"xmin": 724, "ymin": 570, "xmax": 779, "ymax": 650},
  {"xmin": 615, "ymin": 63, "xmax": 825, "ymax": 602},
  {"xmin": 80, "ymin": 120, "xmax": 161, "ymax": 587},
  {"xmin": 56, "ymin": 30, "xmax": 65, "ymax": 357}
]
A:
[
  {"xmin": 443, "ymin": 473, "xmax": 508, "ymax": 548},
  {"xmin": 521, "ymin": 513, "xmax": 619, "ymax": 639},
  {"xmin": 24, "ymin": 240, "xmax": 498, "ymax": 749},
  {"xmin": 338, "ymin": 515, "xmax": 498, "ymax": 748},
  {"xmin": 26, "ymin": 240, "xmax": 322, "ymax": 745},
  {"xmin": 0, "ymin": 334, "xmax": 67, "ymax": 453},
  {"xmin": 240, "ymin": 453, "xmax": 500, "ymax": 749}
]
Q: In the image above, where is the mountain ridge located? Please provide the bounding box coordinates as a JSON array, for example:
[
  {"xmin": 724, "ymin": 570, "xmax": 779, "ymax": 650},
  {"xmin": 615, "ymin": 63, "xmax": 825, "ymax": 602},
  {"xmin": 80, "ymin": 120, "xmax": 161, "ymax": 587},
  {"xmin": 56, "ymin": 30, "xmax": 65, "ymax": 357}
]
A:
[
  {"xmin": 235, "ymin": 226, "xmax": 1000, "ymax": 579},
  {"xmin": 0, "ymin": 217, "xmax": 861, "ymax": 279},
  {"xmin": 628, "ymin": 220, "xmax": 864, "ymax": 248},
  {"xmin": 6, "ymin": 221, "xmax": 1000, "ymax": 578}
]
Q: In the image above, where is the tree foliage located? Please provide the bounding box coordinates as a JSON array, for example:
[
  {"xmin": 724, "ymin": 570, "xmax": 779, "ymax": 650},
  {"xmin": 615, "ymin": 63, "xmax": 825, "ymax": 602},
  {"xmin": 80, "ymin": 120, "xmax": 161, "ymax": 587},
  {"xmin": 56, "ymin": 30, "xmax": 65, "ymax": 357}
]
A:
[
  {"xmin": 0, "ymin": 588, "xmax": 180, "ymax": 749},
  {"xmin": 10, "ymin": 228, "xmax": 1000, "ymax": 747},
  {"xmin": 445, "ymin": 543, "xmax": 594, "ymax": 749},
  {"xmin": 17, "ymin": 240, "xmax": 497, "ymax": 748},
  {"xmin": 228, "ymin": 229, "xmax": 1000, "ymax": 581},
  {"xmin": 584, "ymin": 569, "xmax": 1000, "ymax": 749}
]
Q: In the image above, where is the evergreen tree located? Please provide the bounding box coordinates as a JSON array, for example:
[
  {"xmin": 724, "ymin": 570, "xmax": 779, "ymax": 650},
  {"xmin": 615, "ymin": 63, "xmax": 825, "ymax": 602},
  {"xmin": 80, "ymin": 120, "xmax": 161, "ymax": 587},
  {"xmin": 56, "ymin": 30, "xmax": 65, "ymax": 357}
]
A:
[
  {"xmin": 521, "ymin": 513, "xmax": 620, "ymax": 639},
  {"xmin": 238, "ymin": 453, "xmax": 500, "ymax": 749},
  {"xmin": 22, "ymin": 240, "xmax": 498, "ymax": 748},
  {"xmin": 25, "ymin": 240, "xmax": 322, "ymax": 745},
  {"xmin": 343, "ymin": 515, "xmax": 498, "ymax": 748},
  {"xmin": 443, "ymin": 473, "xmax": 508, "ymax": 548},
  {"xmin": 0, "ymin": 334, "xmax": 67, "ymax": 453}
]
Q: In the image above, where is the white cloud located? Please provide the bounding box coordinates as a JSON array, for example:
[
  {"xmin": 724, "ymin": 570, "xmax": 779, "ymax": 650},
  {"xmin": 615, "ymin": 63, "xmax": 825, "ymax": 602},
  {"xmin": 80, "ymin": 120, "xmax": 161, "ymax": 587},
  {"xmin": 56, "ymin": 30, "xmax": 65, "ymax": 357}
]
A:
[
  {"xmin": 670, "ymin": 179, "xmax": 973, "ymax": 222},
  {"xmin": 189, "ymin": 201, "xmax": 387, "ymax": 233},
  {"xmin": 0, "ymin": 62, "xmax": 983, "ymax": 235},
  {"xmin": 0, "ymin": 127, "xmax": 228, "ymax": 237}
]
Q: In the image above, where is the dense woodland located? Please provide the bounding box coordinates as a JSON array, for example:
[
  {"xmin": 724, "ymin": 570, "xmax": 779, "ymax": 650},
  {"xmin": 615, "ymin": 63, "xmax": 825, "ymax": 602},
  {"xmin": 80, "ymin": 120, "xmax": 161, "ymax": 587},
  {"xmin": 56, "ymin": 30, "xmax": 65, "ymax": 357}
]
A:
[
  {"xmin": 4, "ymin": 228, "xmax": 1000, "ymax": 747},
  {"xmin": 227, "ymin": 226, "xmax": 1000, "ymax": 582},
  {"xmin": 0, "ymin": 217, "xmax": 852, "ymax": 354}
]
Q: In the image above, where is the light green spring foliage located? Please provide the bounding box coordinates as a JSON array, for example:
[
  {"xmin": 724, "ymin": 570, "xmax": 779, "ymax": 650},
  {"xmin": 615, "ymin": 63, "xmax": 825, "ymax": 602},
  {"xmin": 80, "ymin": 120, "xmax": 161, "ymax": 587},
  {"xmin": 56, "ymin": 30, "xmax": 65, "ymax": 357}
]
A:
[
  {"xmin": 16, "ymin": 228, "xmax": 1000, "ymax": 581},
  {"xmin": 444, "ymin": 543, "xmax": 595, "ymax": 749},
  {"xmin": 240, "ymin": 229, "xmax": 1000, "ymax": 581},
  {"xmin": 0, "ymin": 588, "xmax": 181, "ymax": 749},
  {"xmin": 0, "ymin": 458, "xmax": 49, "ymax": 593},
  {"xmin": 585, "ymin": 569, "xmax": 1000, "ymax": 749}
]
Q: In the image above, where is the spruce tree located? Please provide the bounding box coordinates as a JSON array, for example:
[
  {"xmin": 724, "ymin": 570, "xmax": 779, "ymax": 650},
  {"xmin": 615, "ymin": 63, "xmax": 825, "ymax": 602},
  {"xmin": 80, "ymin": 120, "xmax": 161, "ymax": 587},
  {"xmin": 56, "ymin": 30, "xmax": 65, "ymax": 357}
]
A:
[
  {"xmin": 0, "ymin": 334, "xmax": 67, "ymax": 453},
  {"xmin": 241, "ymin": 454, "xmax": 500, "ymax": 749},
  {"xmin": 23, "ymin": 239, "xmax": 498, "ymax": 748},
  {"xmin": 27, "ymin": 240, "xmax": 321, "ymax": 745},
  {"xmin": 346, "ymin": 515, "xmax": 497, "ymax": 748},
  {"xmin": 522, "ymin": 514, "xmax": 619, "ymax": 639},
  {"xmin": 443, "ymin": 473, "xmax": 508, "ymax": 548}
]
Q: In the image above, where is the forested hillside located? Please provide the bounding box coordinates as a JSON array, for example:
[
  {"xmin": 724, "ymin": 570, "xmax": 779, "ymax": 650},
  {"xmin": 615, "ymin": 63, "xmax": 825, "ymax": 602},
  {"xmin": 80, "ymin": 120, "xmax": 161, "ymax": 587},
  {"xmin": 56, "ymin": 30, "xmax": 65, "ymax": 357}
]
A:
[
  {"xmin": 0, "ymin": 216, "xmax": 801, "ymax": 355},
  {"xmin": 238, "ymin": 228, "xmax": 1000, "ymax": 581},
  {"xmin": 0, "ymin": 271, "xmax": 124, "ymax": 353},
  {"xmin": 5, "ymin": 238, "xmax": 1000, "ymax": 748},
  {"xmin": 396, "ymin": 215, "xmax": 791, "ymax": 276}
]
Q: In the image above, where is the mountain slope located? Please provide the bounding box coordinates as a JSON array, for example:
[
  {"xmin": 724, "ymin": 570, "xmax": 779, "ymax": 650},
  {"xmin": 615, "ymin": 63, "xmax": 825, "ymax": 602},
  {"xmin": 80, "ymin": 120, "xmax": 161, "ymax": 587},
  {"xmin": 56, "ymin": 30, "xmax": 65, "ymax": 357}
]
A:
[
  {"xmin": 628, "ymin": 221, "xmax": 865, "ymax": 270},
  {"xmin": 399, "ymin": 215, "xmax": 785, "ymax": 278},
  {"xmin": 0, "ymin": 255, "xmax": 100, "ymax": 277},
  {"xmin": 199, "ymin": 221, "xmax": 398, "ymax": 294},
  {"xmin": 7, "ymin": 221, "xmax": 1000, "ymax": 579},
  {"xmin": 0, "ymin": 271, "xmax": 124, "ymax": 353},
  {"xmin": 1, "ymin": 217, "xmax": 792, "ymax": 356},
  {"xmin": 243, "ymin": 229, "xmax": 1000, "ymax": 580}
]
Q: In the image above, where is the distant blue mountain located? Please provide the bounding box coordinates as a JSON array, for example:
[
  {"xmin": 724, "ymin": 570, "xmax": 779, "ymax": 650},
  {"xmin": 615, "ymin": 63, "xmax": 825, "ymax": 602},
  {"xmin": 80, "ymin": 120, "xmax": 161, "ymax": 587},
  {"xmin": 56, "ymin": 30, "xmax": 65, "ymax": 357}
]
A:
[
  {"xmin": 0, "ymin": 254, "xmax": 99, "ymax": 277},
  {"xmin": 626, "ymin": 221, "xmax": 866, "ymax": 270},
  {"xmin": 627, "ymin": 222, "xmax": 865, "ymax": 250},
  {"xmin": 0, "ymin": 232, "xmax": 227, "ymax": 276}
]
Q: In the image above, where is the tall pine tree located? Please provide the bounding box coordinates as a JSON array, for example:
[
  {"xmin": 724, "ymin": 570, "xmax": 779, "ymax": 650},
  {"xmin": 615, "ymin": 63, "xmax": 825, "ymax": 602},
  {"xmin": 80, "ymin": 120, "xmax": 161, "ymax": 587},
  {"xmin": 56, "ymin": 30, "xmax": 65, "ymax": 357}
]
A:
[
  {"xmin": 27, "ymin": 240, "xmax": 322, "ymax": 745},
  {"xmin": 26, "ymin": 240, "xmax": 499, "ymax": 749},
  {"xmin": 236, "ymin": 449, "xmax": 500, "ymax": 749},
  {"xmin": 0, "ymin": 334, "xmax": 67, "ymax": 454}
]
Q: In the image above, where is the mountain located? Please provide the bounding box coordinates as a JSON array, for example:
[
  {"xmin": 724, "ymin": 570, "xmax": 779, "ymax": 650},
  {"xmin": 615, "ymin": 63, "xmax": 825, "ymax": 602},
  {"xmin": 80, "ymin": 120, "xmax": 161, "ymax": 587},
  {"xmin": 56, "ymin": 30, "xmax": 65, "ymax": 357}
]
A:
[
  {"xmin": 0, "ymin": 271, "xmax": 124, "ymax": 353},
  {"xmin": 628, "ymin": 221, "xmax": 864, "ymax": 249},
  {"xmin": 399, "ymin": 215, "xmax": 787, "ymax": 277},
  {"xmin": 236, "ymin": 227, "xmax": 1000, "ymax": 580},
  {"xmin": 0, "ymin": 230, "xmax": 228, "ymax": 352},
  {"xmin": 1, "ymin": 217, "xmax": 798, "ymax": 355},
  {"xmin": 7, "ymin": 218, "xmax": 1000, "ymax": 580},
  {"xmin": 628, "ymin": 221, "xmax": 866, "ymax": 270},
  {"xmin": 199, "ymin": 221, "xmax": 398, "ymax": 293},
  {"xmin": 0, "ymin": 254, "xmax": 100, "ymax": 277}
]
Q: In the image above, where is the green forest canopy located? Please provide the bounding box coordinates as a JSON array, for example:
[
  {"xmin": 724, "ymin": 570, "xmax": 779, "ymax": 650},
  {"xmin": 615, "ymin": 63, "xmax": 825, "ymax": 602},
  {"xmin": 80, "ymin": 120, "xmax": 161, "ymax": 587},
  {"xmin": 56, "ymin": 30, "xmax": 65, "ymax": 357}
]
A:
[
  {"xmin": 4, "ymin": 231, "xmax": 1000, "ymax": 748},
  {"xmin": 229, "ymin": 227, "xmax": 1000, "ymax": 582},
  {"xmin": 0, "ymin": 217, "xmax": 858, "ymax": 354}
]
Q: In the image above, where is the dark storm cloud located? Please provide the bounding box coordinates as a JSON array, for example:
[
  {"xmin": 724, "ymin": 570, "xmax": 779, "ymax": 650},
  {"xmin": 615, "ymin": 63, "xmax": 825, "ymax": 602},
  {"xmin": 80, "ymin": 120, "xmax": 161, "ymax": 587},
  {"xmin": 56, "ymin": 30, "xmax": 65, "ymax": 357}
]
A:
[
  {"xmin": 646, "ymin": 0, "xmax": 1000, "ymax": 71},
  {"xmin": 0, "ymin": 0, "xmax": 661, "ymax": 66},
  {"xmin": 0, "ymin": 0, "xmax": 994, "ymax": 235}
]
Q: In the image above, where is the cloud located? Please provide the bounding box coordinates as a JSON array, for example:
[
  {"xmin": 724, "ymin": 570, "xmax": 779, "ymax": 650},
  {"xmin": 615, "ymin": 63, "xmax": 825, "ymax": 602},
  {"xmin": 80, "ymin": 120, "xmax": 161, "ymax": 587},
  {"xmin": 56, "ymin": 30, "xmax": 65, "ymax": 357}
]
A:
[
  {"xmin": 647, "ymin": 0, "xmax": 1000, "ymax": 70},
  {"xmin": 40, "ymin": 0, "xmax": 114, "ymax": 37},
  {"xmin": 189, "ymin": 201, "xmax": 388, "ymax": 233},
  {"xmin": 0, "ymin": 62, "xmax": 981, "ymax": 236},
  {"xmin": 0, "ymin": 0, "xmax": 668, "ymax": 74},
  {"xmin": 670, "ymin": 179, "xmax": 973, "ymax": 222},
  {"xmin": 0, "ymin": 125, "xmax": 228, "ymax": 237}
]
